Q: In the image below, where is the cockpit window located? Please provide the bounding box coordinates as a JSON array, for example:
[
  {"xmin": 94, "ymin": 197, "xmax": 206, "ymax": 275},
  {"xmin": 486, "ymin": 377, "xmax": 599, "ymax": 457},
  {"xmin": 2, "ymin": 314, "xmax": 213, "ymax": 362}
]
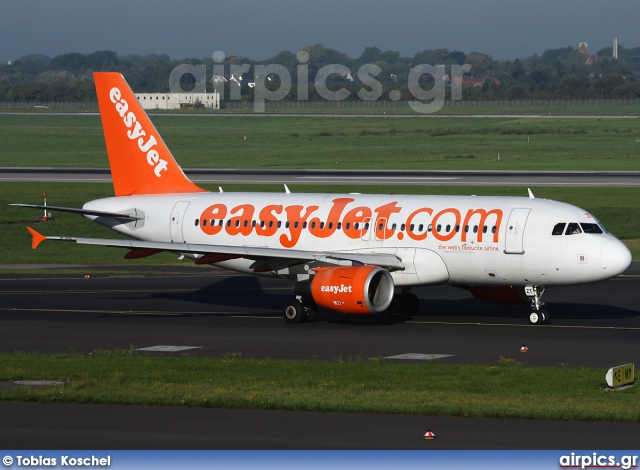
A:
[
  {"xmin": 565, "ymin": 223, "xmax": 582, "ymax": 235},
  {"xmin": 581, "ymin": 223, "xmax": 603, "ymax": 234},
  {"xmin": 552, "ymin": 223, "xmax": 566, "ymax": 236}
]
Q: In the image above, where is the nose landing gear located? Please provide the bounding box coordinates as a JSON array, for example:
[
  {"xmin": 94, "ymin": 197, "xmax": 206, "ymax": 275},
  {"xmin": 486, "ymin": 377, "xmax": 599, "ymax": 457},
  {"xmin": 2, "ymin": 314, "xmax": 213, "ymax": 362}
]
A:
[{"xmin": 525, "ymin": 285, "xmax": 549, "ymax": 325}]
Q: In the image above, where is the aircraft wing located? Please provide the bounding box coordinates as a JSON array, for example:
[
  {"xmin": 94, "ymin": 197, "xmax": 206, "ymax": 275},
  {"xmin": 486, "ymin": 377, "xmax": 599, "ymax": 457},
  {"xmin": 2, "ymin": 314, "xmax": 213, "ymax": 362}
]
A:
[
  {"xmin": 26, "ymin": 228, "xmax": 404, "ymax": 270},
  {"xmin": 10, "ymin": 204, "xmax": 144, "ymax": 220}
]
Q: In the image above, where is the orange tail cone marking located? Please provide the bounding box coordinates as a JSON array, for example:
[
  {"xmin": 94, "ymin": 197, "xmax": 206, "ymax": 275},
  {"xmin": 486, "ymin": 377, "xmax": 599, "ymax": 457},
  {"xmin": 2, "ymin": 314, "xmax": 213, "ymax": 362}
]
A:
[{"xmin": 27, "ymin": 227, "xmax": 46, "ymax": 250}]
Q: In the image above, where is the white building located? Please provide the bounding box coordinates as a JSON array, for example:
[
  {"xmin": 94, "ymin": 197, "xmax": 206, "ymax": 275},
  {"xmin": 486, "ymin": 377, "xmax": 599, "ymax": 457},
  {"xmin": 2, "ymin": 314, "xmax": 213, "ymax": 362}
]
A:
[{"xmin": 135, "ymin": 93, "xmax": 220, "ymax": 110}]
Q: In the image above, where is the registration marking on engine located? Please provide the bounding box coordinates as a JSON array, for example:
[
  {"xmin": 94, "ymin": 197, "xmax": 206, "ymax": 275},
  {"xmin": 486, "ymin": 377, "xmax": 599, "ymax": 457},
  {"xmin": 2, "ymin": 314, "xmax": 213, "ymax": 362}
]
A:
[
  {"xmin": 384, "ymin": 353, "xmax": 453, "ymax": 361},
  {"xmin": 136, "ymin": 345, "xmax": 202, "ymax": 352}
]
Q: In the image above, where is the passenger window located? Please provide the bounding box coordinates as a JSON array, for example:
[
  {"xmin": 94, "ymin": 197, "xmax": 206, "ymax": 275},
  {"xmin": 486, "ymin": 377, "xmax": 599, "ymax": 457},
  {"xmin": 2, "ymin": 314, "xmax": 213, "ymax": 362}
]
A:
[
  {"xmin": 552, "ymin": 223, "xmax": 565, "ymax": 236},
  {"xmin": 581, "ymin": 223, "xmax": 603, "ymax": 234},
  {"xmin": 565, "ymin": 223, "xmax": 582, "ymax": 235},
  {"xmin": 201, "ymin": 219, "xmax": 206, "ymax": 226},
  {"xmin": 401, "ymin": 223, "xmax": 406, "ymax": 231},
  {"xmin": 491, "ymin": 226, "xmax": 496, "ymax": 234},
  {"xmin": 196, "ymin": 219, "xmax": 200, "ymax": 226},
  {"xmin": 473, "ymin": 225, "xmax": 478, "ymax": 233},
  {"xmin": 482, "ymin": 226, "xmax": 487, "ymax": 233},
  {"xmin": 418, "ymin": 224, "xmax": 423, "ymax": 231}
]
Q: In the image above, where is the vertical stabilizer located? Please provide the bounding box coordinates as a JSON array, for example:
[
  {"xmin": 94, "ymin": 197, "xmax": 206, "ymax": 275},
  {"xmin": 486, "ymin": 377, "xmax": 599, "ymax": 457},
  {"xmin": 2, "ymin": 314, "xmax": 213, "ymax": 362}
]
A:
[{"xmin": 94, "ymin": 72, "xmax": 206, "ymax": 196}]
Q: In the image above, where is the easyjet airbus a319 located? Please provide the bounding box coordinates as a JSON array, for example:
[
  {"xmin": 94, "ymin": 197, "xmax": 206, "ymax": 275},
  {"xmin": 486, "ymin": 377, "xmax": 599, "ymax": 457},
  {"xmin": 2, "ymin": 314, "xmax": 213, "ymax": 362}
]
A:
[{"xmin": 14, "ymin": 72, "xmax": 632, "ymax": 325}]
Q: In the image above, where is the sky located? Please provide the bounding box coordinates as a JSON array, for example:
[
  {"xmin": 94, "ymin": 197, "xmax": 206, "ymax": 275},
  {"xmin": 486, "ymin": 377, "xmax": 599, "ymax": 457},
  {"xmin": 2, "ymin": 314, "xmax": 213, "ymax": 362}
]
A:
[{"xmin": 2, "ymin": 0, "xmax": 639, "ymax": 64}]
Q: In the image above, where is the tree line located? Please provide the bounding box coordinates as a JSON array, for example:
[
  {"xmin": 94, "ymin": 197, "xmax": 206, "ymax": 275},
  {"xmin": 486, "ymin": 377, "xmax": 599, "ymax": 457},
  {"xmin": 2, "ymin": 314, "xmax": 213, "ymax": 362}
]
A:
[{"xmin": 1, "ymin": 43, "xmax": 640, "ymax": 103}]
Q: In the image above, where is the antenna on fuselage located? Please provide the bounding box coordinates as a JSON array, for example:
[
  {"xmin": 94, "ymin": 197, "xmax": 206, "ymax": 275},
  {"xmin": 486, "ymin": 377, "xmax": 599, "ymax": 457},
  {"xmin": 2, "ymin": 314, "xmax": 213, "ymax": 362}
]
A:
[
  {"xmin": 219, "ymin": 187, "xmax": 224, "ymax": 193},
  {"xmin": 284, "ymin": 184, "xmax": 291, "ymax": 194},
  {"xmin": 528, "ymin": 188, "xmax": 535, "ymax": 199}
]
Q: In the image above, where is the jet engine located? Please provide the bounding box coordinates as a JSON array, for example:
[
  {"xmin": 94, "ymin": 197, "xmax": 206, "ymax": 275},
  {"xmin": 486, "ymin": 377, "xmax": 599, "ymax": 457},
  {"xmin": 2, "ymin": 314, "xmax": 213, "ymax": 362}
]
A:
[{"xmin": 297, "ymin": 265, "xmax": 395, "ymax": 314}]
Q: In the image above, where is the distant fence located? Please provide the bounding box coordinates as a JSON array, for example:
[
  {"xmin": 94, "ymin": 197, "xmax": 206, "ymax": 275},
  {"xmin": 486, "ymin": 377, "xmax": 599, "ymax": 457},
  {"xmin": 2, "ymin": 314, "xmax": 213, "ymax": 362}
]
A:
[{"xmin": 1, "ymin": 98, "xmax": 639, "ymax": 110}]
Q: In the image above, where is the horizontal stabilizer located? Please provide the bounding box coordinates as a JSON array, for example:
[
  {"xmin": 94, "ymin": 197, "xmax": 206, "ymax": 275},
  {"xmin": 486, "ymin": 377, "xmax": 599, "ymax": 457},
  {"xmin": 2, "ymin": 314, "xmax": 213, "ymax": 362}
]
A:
[{"xmin": 10, "ymin": 204, "xmax": 143, "ymax": 220}]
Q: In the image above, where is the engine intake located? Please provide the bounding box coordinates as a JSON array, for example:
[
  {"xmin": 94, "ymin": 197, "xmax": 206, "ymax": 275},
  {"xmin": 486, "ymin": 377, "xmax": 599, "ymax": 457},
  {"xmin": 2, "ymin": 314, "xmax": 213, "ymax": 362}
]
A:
[{"xmin": 297, "ymin": 265, "xmax": 395, "ymax": 314}]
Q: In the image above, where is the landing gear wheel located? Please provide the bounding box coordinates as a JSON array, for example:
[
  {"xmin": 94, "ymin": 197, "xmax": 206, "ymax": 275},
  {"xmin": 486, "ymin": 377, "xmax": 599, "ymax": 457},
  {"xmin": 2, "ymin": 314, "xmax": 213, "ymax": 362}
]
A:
[
  {"xmin": 283, "ymin": 299, "xmax": 306, "ymax": 324},
  {"xmin": 303, "ymin": 301, "xmax": 318, "ymax": 323},
  {"xmin": 387, "ymin": 292, "xmax": 419, "ymax": 317},
  {"xmin": 529, "ymin": 309, "xmax": 547, "ymax": 325},
  {"xmin": 387, "ymin": 294, "xmax": 406, "ymax": 318},
  {"xmin": 540, "ymin": 308, "xmax": 550, "ymax": 325},
  {"xmin": 404, "ymin": 293, "xmax": 420, "ymax": 316}
]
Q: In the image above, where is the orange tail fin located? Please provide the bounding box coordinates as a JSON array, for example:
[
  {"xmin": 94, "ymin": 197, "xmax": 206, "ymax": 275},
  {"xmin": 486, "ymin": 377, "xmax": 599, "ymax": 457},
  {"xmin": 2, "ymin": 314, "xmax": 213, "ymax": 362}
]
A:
[{"xmin": 94, "ymin": 72, "xmax": 206, "ymax": 196}]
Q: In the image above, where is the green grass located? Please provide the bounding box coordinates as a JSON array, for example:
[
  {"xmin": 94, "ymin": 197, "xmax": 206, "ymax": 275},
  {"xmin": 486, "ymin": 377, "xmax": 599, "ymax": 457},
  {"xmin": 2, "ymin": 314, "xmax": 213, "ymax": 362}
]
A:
[
  {"xmin": 1, "ymin": 114, "xmax": 640, "ymax": 170},
  {"xmin": 3, "ymin": 182, "xmax": 640, "ymax": 265},
  {"xmin": 0, "ymin": 351, "xmax": 636, "ymax": 422}
]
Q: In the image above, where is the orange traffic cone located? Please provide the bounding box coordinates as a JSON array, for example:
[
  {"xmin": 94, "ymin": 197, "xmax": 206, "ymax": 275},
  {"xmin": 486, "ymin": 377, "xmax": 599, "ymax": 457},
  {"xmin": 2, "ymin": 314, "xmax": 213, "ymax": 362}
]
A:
[
  {"xmin": 423, "ymin": 429, "xmax": 436, "ymax": 440},
  {"xmin": 520, "ymin": 345, "xmax": 528, "ymax": 353}
]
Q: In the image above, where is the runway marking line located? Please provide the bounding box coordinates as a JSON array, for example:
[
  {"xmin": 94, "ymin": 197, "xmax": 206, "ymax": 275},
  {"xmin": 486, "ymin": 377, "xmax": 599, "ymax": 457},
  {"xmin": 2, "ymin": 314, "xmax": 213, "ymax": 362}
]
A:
[
  {"xmin": 407, "ymin": 319, "xmax": 640, "ymax": 331},
  {"xmin": 0, "ymin": 307, "xmax": 265, "ymax": 316}
]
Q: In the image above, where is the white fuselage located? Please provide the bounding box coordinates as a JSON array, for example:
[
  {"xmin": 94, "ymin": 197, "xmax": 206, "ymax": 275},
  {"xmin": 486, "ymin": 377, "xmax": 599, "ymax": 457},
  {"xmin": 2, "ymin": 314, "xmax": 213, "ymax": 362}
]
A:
[{"xmin": 84, "ymin": 191, "xmax": 632, "ymax": 288}]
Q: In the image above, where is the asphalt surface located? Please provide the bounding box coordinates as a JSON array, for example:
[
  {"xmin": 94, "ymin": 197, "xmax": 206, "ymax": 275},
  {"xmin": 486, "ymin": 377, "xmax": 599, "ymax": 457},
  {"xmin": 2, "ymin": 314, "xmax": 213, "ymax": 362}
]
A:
[{"xmin": 0, "ymin": 265, "xmax": 639, "ymax": 449}]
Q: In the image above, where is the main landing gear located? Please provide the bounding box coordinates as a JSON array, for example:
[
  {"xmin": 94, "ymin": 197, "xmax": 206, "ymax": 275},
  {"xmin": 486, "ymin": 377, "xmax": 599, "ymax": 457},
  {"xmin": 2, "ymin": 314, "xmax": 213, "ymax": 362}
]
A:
[
  {"xmin": 387, "ymin": 288, "xmax": 420, "ymax": 317},
  {"xmin": 283, "ymin": 298, "xmax": 318, "ymax": 324},
  {"xmin": 525, "ymin": 285, "xmax": 549, "ymax": 325}
]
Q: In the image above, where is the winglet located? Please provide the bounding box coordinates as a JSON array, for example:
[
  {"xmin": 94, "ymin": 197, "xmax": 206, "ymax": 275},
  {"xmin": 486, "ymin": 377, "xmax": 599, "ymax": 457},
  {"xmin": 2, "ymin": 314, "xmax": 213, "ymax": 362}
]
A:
[{"xmin": 27, "ymin": 227, "xmax": 47, "ymax": 250}]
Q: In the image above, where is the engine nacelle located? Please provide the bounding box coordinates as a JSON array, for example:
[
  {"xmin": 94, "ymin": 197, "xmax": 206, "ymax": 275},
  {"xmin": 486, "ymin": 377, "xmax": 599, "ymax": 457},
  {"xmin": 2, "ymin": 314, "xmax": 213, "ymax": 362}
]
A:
[
  {"xmin": 467, "ymin": 285, "xmax": 527, "ymax": 305},
  {"xmin": 302, "ymin": 265, "xmax": 395, "ymax": 314}
]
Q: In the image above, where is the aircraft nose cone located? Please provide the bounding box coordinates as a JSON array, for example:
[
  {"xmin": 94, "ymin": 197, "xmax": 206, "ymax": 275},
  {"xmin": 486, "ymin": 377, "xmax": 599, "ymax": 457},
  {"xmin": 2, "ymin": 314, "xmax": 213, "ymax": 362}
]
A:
[{"xmin": 601, "ymin": 240, "xmax": 632, "ymax": 276}]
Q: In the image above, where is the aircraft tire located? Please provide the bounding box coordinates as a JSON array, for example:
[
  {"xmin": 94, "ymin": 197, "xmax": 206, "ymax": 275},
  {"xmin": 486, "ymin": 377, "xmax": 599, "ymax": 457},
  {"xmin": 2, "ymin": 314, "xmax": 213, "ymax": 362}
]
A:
[
  {"xmin": 529, "ymin": 309, "xmax": 546, "ymax": 325},
  {"xmin": 404, "ymin": 293, "xmax": 420, "ymax": 315},
  {"xmin": 304, "ymin": 301, "xmax": 318, "ymax": 323},
  {"xmin": 387, "ymin": 294, "xmax": 406, "ymax": 317},
  {"xmin": 283, "ymin": 300, "xmax": 307, "ymax": 324}
]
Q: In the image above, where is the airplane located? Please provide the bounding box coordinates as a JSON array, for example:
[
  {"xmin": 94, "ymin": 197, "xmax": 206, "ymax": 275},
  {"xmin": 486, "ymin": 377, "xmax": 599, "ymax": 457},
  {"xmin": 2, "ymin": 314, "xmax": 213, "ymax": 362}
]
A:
[{"xmin": 13, "ymin": 72, "xmax": 632, "ymax": 325}]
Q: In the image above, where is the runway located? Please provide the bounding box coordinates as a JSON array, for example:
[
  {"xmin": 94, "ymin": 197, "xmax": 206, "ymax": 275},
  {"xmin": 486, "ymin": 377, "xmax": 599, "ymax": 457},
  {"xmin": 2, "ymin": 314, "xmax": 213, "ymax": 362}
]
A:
[
  {"xmin": 2, "ymin": 167, "xmax": 640, "ymax": 187},
  {"xmin": 0, "ymin": 266, "xmax": 639, "ymax": 449},
  {"xmin": 1, "ymin": 267, "xmax": 640, "ymax": 366}
]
